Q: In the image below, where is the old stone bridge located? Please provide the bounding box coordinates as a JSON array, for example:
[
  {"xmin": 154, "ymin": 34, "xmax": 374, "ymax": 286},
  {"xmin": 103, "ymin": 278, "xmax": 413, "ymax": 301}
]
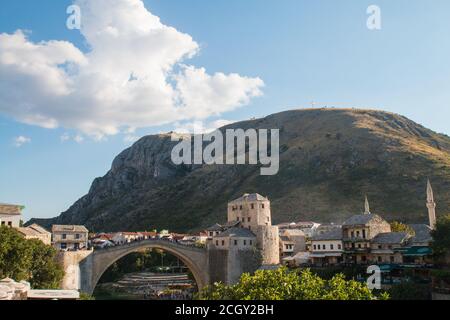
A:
[{"xmin": 57, "ymin": 239, "xmax": 258, "ymax": 295}]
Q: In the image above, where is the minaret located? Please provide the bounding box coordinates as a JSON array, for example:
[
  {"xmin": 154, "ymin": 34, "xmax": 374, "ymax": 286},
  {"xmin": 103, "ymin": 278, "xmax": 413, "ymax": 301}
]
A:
[
  {"xmin": 427, "ymin": 179, "xmax": 437, "ymax": 229},
  {"xmin": 364, "ymin": 195, "xmax": 371, "ymax": 215}
]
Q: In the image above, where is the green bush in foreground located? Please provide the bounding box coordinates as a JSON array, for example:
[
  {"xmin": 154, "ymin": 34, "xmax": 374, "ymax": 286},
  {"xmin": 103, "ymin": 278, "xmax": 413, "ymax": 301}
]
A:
[
  {"xmin": 0, "ymin": 226, "xmax": 64, "ymax": 289},
  {"xmin": 198, "ymin": 267, "xmax": 389, "ymax": 300}
]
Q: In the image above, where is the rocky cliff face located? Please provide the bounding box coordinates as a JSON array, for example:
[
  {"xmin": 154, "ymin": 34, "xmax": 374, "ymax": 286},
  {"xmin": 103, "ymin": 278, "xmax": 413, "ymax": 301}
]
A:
[{"xmin": 31, "ymin": 109, "xmax": 450, "ymax": 232}]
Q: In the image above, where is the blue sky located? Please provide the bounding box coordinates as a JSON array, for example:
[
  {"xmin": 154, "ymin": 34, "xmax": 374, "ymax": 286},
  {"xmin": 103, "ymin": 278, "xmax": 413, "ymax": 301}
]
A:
[{"xmin": 1, "ymin": 0, "xmax": 450, "ymax": 221}]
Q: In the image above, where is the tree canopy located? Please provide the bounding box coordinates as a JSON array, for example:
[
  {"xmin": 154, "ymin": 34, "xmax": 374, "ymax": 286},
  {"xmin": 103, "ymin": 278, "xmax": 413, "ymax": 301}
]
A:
[
  {"xmin": 431, "ymin": 214, "xmax": 450, "ymax": 260},
  {"xmin": 198, "ymin": 267, "xmax": 388, "ymax": 300},
  {"xmin": 0, "ymin": 226, "xmax": 64, "ymax": 289},
  {"xmin": 390, "ymin": 221, "xmax": 415, "ymax": 235}
]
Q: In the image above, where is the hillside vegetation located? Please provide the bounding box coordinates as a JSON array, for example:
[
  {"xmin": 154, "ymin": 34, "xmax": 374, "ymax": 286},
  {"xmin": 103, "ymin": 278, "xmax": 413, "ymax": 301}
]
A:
[{"xmin": 30, "ymin": 108, "xmax": 450, "ymax": 232}]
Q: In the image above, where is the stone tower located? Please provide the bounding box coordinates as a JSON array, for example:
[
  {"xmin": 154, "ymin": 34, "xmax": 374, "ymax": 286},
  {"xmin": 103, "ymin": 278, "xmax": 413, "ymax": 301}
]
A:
[
  {"xmin": 228, "ymin": 194, "xmax": 280, "ymax": 265},
  {"xmin": 364, "ymin": 195, "xmax": 371, "ymax": 215},
  {"xmin": 427, "ymin": 179, "xmax": 437, "ymax": 230}
]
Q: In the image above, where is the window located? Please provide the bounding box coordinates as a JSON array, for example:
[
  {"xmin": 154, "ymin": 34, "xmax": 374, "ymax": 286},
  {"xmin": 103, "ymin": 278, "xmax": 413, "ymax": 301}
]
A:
[
  {"xmin": 351, "ymin": 231, "xmax": 354, "ymax": 238},
  {"xmin": 377, "ymin": 256, "xmax": 382, "ymax": 262},
  {"xmin": 242, "ymin": 217, "xmax": 245, "ymax": 222},
  {"xmin": 358, "ymin": 244, "xmax": 362, "ymax": 249},
  {"xmin": 250, "ymin": 240, "xmax": 253, "ymax": 245},
  {"xmin": 330, "ymin": 244, "xmax": 334, "ymax": 250},
  {"xmin": 221, "ymin": 240, "xmax": 225, "ymax": 246},
  {"xmin": 8, "ymin": 221, "xmax": 12, "ymax": 227},
  {"xmin": 390, "ymin": 256, "xmax": 395, "ymax": 263},
  {"xmin": 378, "ymin": 245, "xmax": 382, "ymax": 249},
  {"xmin": 262, "ymin": 204, "xmax": 265, "ymax": 209},
  {"xmin": 313, "ymin": 245, "xmax": 317, "ymax": 250},
  {"xmin": 62, "ymin": 234, "xmax": 67, "ymax": 240},
  {"xmin": 248, "ymin": 217, "xmax": 251, "ymax": 222},
  {"xmin": 74, "ymin": 243, "xmax": 80, "ymax": 250},
  {"xmin": 209, "ymin": 232, "xmax": 214, "ymax": 237},
  {"xmin": 362, "ymin": 229, "xmax": 366, "ymax": 239},
  {"xmin": 216, "ymin": 240, "xmax": 219, "ymax": 246},
  {"xmin": 251, "ymin": 204, "xmax": 254, "ymax": 209},
  {"xmin": 323, "ymin": 245, "xmax": 326, "ymax": 250},
  {"xmin": 244, "ymin": 240, "xmax": 247, "ymax": 246},
  {"xmin": 356, "ymin": 231, "xmax": 360, "ymax": 237},
  {"xmin": 338, "ymin": 244, "xmax": 342, "ymax": 250},
  {"xmin": 1, "ymin": 221, "xmax": 5, "ymax": 226},
  {"xmin": 234, "ymin": 240, "xmax": 238, "ymax": 246},
  {"xmin": 60, "ymin": 243, "xmax": 67, "ymax": 250},
  {"xmin": 267, "ymin": 217, "xmax": 270, "ymax": 222},
  {"xmin": 236, "ymin": 217, "xmax": 240, "ymax": 221},
  {"xmin": 75, "ymin": 234, "xmax": 81, "ymax": 239},
  {"xmin": 362, "ymin": 256, "xmax": 367, "ymax": 262},
  {"xmin": 239, "ymin": 205, "xmax": 243, "ymax": 210}
]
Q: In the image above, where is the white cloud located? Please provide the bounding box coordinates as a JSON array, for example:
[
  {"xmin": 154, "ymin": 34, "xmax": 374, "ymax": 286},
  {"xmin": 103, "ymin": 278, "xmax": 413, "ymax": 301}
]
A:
[
  {"xmin": 60, "ymin": 133, "xmax": 70, "ymax": 142},
  {"xmin": 74, "ymin": 134, "xmax": 84, "ymax": 143},
  {"xmin": 0, "ymin": 0, "xmax": 264, "ymax": 139},
  {"xmin": 13, "ymin": 136, "xmax": 31, "ymax": 147}
]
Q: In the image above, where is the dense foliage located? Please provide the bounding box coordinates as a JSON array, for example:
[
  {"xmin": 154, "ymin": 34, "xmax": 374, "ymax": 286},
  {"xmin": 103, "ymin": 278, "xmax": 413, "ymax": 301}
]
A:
[
  {"xmin": 431, "ymin": 214, "xmax": 450, "ymax": 261},
  {"xmin": 389, "ymin": 282, "xmax": 431, "ymax": 300},
  {"xmin": 198, "ymin": 267, "xmax": 389, "ymax": 300},
  {"xmin": 0, "ymin": 226, "xmax": 64, "ymax": 289},
  {"xmin": 390, "ymin": 221, "xmax": 415, "ymax": 235}
]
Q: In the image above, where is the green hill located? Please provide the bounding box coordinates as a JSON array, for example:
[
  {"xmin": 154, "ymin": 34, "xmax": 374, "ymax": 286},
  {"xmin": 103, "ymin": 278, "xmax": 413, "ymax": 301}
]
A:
[{"xmin": 30, "ymin": 108, "xmax": 450, "ymax": 232}]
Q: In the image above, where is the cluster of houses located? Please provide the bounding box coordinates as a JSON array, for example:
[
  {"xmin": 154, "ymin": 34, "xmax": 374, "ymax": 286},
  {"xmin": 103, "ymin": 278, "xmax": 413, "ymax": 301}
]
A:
[
  {"xmin": 89, "ymin": 230, "xmax": 208, "ymax": 249},
  {"xmin": 276, "ymin": 181, "xmax": 436, "ymax": 267},
  {"xmin": 0, "ymin": 180, "xmax": 438, "ymax": 270}
]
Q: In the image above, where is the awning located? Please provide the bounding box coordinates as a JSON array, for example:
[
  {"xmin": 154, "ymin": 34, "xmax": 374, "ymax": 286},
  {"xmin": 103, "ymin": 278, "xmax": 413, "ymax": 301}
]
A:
[
  {"xmin": 310, "ymin": 253, "xmax": 342, "ymax": 258},
  {"xmin": 403, "ymin": 247, "xmax": 432, "ymax": 256}
]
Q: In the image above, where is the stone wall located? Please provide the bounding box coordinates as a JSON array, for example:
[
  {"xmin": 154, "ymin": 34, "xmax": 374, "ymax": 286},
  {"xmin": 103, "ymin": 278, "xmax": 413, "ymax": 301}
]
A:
[
  {"xmin": 57, "ymin": 250, "xmax": 93, "ymax": 291},
  {"xmin": 207, "ymin": 246, "xmax": 261, "ymax": 286},
  {"xmin": 256, "ymin": 225, "xmax": 280, "ymax": 265}
]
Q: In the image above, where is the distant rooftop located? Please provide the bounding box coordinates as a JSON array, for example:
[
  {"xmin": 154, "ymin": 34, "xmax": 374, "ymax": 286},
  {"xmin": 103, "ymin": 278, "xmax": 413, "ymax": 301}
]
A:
[
  {"xmin": 229, "ymin": 193, "xmax": 268, "ymax": 204},
  {"xmin": 216, "ymin": 227, "xmax": 256, "ymax": 238},
  {"xmin": 371, "ymin": 232, "xmax": 410, "ymax": 244},
  {"xmin": 311, "ymin": 227, "xmax": 343, "ymax": 241},
  {"xmin": 408, "ymin": 224, "xmax": 432, "ymax": 244},
  {"xmin": 0, "ymin": 203, "xmax": 24, "ymax": 216},
  {"xmin": 342, "ymin": 213, "xmax": 384, "ymax": 226},
  {"xmin": 52, "ymin": 225, "xmax": 88, "ymax": 233}
]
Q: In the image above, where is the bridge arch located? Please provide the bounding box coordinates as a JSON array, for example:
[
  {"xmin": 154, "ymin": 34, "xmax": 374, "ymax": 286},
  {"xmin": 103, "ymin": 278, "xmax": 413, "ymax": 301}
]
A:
[{"xmin": 79, "ymin": 240, "xmax": 209, "ymax": 295}]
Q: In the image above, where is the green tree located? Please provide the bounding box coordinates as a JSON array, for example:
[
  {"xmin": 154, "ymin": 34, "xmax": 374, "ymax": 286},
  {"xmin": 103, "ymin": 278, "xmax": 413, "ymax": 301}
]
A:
[
  {"xmin": 390, "ymin": 221, "xmax": 415, "ymax": 235},
  {"xmin": 431, "ymin": 214, "xmax": 450, "ymax": 261},
  {"xmin": 389, "ymin": 282, "xmax": 431, "ymax": 300},
  {"xmin": 0, "ymin": 226, "xmax": 63, "ymax": 289},
  {"xmin": 198, "ymin": 267, "xmax": 388, "ymax": 300}
]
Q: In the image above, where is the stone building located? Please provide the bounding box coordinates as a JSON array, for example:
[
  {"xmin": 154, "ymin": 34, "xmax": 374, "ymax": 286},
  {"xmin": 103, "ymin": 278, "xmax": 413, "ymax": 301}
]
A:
[
  {"xmin": 0, "ymin": 203, "xmax": 23, "ymax": 228},
  {"xmin": 279, "ymin": 229, "xmax": 306, "ymax": 257},
  {"xmin": 276, "ymin": 221, "xmax": 319, "ymax": 238},
  {"xmin": 52, "ymin": 225, "xmax": 89, "ymax": 251},
  {"xmin": 225, "ymin": 193, "xmax": 280, "ymax": 265},
  {"xmin": 17, "ymin": 224, "xmax": 52, "ymax": 245},
  {"xmin": 342, "ymin": 204, "xmax": 391, "ymax": 264},
  {"xmin": 310, "ymin": 227, "xmax": 343, "ymax": 265},
  {"xmin": 213, "ymin": 227, "xmax": 256, "ymax": 250},
  {"xmin": 369, "ymin": 232, "xmax": 410, "ymax": 264}
]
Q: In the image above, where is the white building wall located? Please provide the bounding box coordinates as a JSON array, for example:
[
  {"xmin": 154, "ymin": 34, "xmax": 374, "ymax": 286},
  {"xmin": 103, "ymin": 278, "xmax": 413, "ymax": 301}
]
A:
[{"xmin": 0, "ymin": 214, "xmax": 21, "ymax": 228}]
